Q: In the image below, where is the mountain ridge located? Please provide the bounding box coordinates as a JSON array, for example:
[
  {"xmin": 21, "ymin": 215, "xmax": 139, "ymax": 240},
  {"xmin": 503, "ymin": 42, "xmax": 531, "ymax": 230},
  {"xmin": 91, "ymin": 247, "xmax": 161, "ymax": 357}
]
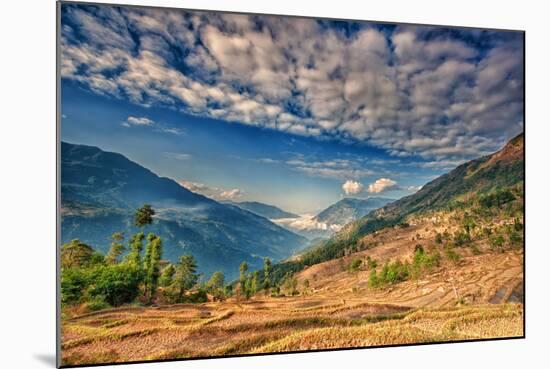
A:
[
  {"xmin": 224, "ymin": 200, "xmax": 299, "ymax": 219},
  {"xmin": 61, "ymin": 141, "xmax": 308, "ymax": 279}
]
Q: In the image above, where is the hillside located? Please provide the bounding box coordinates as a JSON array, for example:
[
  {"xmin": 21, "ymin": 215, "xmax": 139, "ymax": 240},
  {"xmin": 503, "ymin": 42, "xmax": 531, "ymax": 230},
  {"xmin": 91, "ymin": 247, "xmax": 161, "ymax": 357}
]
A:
[
  {"xmin": 274, "ymin": 133, "xmax": 524, "ymax": 274},
  {"xmin": 60, "ymin": 135, "xmax": 524, "ymax": 366},
  {"xmin": 314, "ymin": 197, "xmax": 394, "ymax": 226},
  {"xmin": 61, "ymin": 142, "xmax": 307, "ymax": 279},
  {"xmin": 225, "ymin": 201, "xmax": 299, "ymax": 219}
]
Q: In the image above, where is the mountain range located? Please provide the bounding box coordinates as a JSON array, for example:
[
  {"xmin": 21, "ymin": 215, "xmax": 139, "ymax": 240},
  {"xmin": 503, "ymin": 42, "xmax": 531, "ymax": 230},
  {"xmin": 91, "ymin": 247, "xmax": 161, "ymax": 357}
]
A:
[
  {"xmin": 223, "ymin": 201, "xmax": 299, "ymax": 219},
  {"xmin": 313, "ymin": 197, "xmax": 395, "ymax": 226},
  {"xmin": 280, "ymin": 133, "xmax": 524, "ymax": 270},
  {"xmin": 60, "ymin": 142, "xmax": 308, "ymax": 279}
]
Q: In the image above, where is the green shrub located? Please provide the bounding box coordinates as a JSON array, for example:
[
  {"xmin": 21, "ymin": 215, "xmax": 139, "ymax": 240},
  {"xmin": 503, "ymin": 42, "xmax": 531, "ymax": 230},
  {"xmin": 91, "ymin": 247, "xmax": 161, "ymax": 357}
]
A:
[
  {"xmin": 187, "ymin": 288, "xmax": 208, "ymax": 303},
  {"xmin": 366, "ymin": 256, "xmax": 378, "ymax": 270},
  {"xmin": 453, "ymin": 231, "xmax": 471, "ymax": 247},
  {"xmin": 348, "ymin": 258, "xmax": 362, "ymax": 273},
  {"xmin": 479, "ymin": 189, "xmax": 516, "ymax": 208},
  {"xmin": 444, "ymin": 245, "xmax": 461, "ymax": 263},
  {"xmin": 368, "ymin": 269, "xmax": 380, "ymax": 288},
  {"xmin": 87, "ymin": 297, "xmax": 110, "ymax": 311},
  {"xmin": 61, "ymin": 268, "xmax": 91, "ymax": 304},
  {"xmin": 90, "ymin": 264, "xmax": 143, "ymax": 306}
]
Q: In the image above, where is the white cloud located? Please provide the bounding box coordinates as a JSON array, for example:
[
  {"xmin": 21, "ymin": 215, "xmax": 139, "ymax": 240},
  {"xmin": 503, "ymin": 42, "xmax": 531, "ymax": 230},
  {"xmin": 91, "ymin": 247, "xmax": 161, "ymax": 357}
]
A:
[
  {"xmin": 219, "ymin": 188, "xmax": 242, "ymax": 200},
  {"xmin": 274, "ymin": 215, "xmax": 342, "ymax": 233},
  {"xmin": 405, "ymin": 185, "xmax": 423, "ymax": 192},
  {"xmin": 342, "ymin": 180, "xmax": 364, "ymax": 195},
  {"xmin": 163, "ymin": 152, "xmax": 191, "ymax": 160},
  {"xmin": 126, "ymin": 116, "xmax": 155, "ymax": 126},
  {"xmin": 178, "ymin": 180, "xmax": 243, "ymax": 201},
  {"xmin": 61, "ymin": 5, "xmax": 524, "ymax": 162},
  {"xmin": 367, "ymin": 178, "xmax": 397, "ymax": 193}
]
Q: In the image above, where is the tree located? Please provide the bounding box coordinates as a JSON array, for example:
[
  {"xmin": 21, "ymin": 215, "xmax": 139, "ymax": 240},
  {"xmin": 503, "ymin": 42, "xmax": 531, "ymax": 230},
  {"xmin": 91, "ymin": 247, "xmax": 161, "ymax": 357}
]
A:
[
  {"xmin": 302, "ymin": 279, "xmax": 310, "ymax": 295},
  {"xmin": 105, "ymin": 232, "xmax": 125, "ymax": 265},
  {"xmin": 61, "ymin": 239, "xmax": 95, "ymax": 269},
  {"xmin": 251, "ymin": 270, "xmax": 259, "ymax": 294},
  {"xmin": 239, "ymin": 261, "xmax": 248, "ymax": 295},
  {"xmin": 134, "ymin": 204, "xmax": 155, "ymax": 228},
  {"xmin": 282, "ymin": 272, "xmax": 298, "ymax": 296},
  {"xmin": 348, "ymin": 258, "xmax": 362, "ymax": 273},
  {"xmin": 159, "ymin": 264, "xmax": 175, "ymax": 287},
  {"xmin": 61, "ymin": 268, "xmax": 90, "ymax": 304},
  {"xmin": 206, "ymin": 271, "xmax": 225, "ymax": 300},
  {"xmin": 126, "ymin": 232, "xmax": 145, "ymax": 266},
  {"xmin": 90, "ymin": 264, "xmax": 142, "ymax": 306},
  {"xmin": 143, "ymin": 234, "xmax": 162, "ymax": 302},
  {"xmin": 368, "ymin": 269, "xmax": 380, "ymax": 288},
  {"xmin": 244, "ymin": 274, "xmax": 255, "ymax": 299},
  {"xmin": 263, "ymin": 258, "xmax": 272, "ymax": 294},
  {"xmin": 175, "ymin": 254, "xmax": 199, "ymax": 301}
]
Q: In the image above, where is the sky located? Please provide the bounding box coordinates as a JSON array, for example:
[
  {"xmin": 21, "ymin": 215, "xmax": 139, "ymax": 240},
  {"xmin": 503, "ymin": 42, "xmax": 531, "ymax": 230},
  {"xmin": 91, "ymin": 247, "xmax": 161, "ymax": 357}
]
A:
[{"xmin": 60, "ymin": 3, "xmax": 524, "ymax": 214}]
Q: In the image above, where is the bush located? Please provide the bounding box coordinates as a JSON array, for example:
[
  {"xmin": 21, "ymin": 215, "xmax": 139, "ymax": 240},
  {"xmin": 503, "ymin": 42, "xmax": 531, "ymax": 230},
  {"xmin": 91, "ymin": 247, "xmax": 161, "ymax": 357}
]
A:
[
  {"xmin": 86, "ymin": 297, "xmax": 110, "ymax": 311},
  {"xmin": 453, "ymin": 231, "xmax": 471, "ymax": 247},
  {"xmin": 379, "ymin": 260, "xmax": 409, "ymax": 285},
  {"xmin": 444, "ymin": 245, "xmax": 461, "ymax": 263},
  {"xmin": 479, "ymin": 189, "xmax": 515, "ymax": 208},
  {"xmin": 490, "ymin": 235, "xmax": 505, "ymax": 250},
  {"xmin": 348, "ymin": 258, "xmax": 362, "ymax": 273},
  {"xmin": 368, "ymin": 269, "xmax": 380, "ymax": 288},
  {"xmin": 61, "ymin": 268, "xmax": 91, "ymax": 304},
  {"xmin": 187, "ymin": 289, "xmax": 208, "ymax": 303},
  {"xmin": 366, "ymin": 256, "xmax": 378, "ymax": 270},
  {"xmin": 90, "ymin": 264, "xmax": 143, "ymax": 306}
]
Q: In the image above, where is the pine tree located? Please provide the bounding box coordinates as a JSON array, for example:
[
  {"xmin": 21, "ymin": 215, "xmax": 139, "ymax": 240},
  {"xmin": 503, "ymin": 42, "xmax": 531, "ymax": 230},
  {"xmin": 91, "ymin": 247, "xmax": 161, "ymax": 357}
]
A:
[{"xmin": 175, "ymin": 254, "xmax": 198, "ymax": 301}]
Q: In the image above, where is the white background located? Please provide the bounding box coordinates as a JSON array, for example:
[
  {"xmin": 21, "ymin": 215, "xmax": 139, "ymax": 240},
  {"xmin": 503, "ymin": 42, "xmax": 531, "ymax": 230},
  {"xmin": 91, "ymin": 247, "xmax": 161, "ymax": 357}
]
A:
[{"xmin": 1, "ymin": 0, "xmax": 548, "ymax": 368}]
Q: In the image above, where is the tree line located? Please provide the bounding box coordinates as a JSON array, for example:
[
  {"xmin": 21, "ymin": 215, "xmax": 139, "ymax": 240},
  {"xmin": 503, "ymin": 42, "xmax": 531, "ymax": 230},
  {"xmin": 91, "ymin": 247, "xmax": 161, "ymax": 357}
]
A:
[{"xmin": 61, "ymin": 205, "xmax": 302, "ymax": 311}]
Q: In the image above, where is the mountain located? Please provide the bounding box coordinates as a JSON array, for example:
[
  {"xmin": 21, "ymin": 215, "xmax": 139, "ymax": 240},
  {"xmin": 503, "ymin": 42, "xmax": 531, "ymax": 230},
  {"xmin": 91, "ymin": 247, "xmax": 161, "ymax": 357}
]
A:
[
  {"xmin": 313, "ymin": 197, "xmax": 395, "ymax": 226},
  {"xmin": 60, "ymin": 142, "xmax": 308, "ymax": 279},
  {"xmin": 226, "ymin": 201, "xmax": 299, "ymax": 219},
  {"xmin": 277, "ymin": 133, "xmax": 524, "ymax": 271}
]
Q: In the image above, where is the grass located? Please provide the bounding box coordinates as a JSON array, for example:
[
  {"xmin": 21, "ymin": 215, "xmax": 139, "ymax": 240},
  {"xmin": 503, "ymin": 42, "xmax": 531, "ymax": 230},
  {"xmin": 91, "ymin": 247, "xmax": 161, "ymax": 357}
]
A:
[{"xmin": 61, "ymin": 301, "xmax": 523, "ymax": 365}]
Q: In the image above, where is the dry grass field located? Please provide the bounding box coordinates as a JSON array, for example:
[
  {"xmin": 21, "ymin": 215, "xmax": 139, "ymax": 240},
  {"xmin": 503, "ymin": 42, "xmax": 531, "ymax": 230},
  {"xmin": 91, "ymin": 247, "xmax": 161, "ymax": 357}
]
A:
[
  {"xmin": 61, "ymin": 298, "xmax": 523, "ymax": 365},
  {"xmin": 61, "ymin": 215, "xmax": 524, "ymax": 366}
]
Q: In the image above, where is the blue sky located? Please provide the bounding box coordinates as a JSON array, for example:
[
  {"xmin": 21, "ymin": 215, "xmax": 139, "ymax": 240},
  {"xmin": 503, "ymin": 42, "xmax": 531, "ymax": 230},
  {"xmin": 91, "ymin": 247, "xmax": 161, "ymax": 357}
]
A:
[{"xmin": 60, "ymin": 3, "xmax": 524, "ymax": 214}]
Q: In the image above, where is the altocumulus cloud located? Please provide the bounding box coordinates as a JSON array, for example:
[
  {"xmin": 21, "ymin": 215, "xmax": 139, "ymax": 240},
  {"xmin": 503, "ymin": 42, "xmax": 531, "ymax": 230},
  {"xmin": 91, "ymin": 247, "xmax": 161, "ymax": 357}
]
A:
[{"xmin": 61, "ymin": 4, "xmax": 524, "ymax": 162}]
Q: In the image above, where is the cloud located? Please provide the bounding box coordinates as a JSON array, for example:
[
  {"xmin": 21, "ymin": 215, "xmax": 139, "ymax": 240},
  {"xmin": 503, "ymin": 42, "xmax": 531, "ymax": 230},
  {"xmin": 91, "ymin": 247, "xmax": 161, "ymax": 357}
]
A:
[
  {"xmin": 125, "ymin": 116, "xmax": 155, "ymax": 126},
  {"xmin": 273, "ymin": 215, "xmax": 342, "ymax": 233},
  {"xmin": 342, "ymin": 180, "xmax": 364, "ymax": 195},
  {"xmin": 178, "ymin": 180, "xmax": 242, "ymax": 201},
  {"xmin": 163, "ymin": 152, "xmax": 191, "ymax": 160},
  {"xmin": 219, "ymin": 188, "xmax": 242, "ymax": 200},
  {"xmin": 284, "ymin": 157, "xmax": 374, "ymax": 179},
  {"xmin": 405, "ymin": 185, "xmax": 423, "ymax": 192},
  {"xmin": 61, "ymin": 5, "xmax": 524, "ymax": 162},
  {"xmin": 367, "ymin": 178, "xmax": 397, "ymax": 193}
]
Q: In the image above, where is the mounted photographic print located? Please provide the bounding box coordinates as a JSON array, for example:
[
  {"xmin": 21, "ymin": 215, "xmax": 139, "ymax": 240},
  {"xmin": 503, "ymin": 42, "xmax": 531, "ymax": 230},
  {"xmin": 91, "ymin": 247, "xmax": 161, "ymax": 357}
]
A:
[{"xmin": 57, "ymin": 1, "xmax": 525, "ymax": 366}]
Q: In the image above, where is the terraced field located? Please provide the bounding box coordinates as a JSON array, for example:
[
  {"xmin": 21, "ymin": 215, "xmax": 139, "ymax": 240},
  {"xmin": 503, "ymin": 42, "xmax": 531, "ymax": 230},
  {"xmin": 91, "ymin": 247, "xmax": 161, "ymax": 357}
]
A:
[
  {"xmin": 61, "ymin": 299, "xmax": 523, "ymax": 365},
  {"xmin": 60, "ymin": 212, "xmax": 524, "ymax": 366}
]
